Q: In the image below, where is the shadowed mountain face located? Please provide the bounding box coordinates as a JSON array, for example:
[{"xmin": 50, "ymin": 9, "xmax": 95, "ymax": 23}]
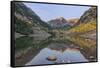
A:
[{"xmin": 14, "ymin": 2, "xmax": 49, "ymax": 35}]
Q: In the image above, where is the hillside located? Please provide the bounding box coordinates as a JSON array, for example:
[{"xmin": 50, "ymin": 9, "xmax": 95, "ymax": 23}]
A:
[
  {"xmin": 67, "ymin": 18, "xmax": 79, "ymax": 26},
  {"xmin": 68, "ymin": 22, "xmax": 96, "ymax": 34},
  {"xmin": 14, "ymin": 2, "xmax": 49, "ymax": 35},
  {"xmin": 78, "ymin": 7, "xmax": 97, "ymax": 24},
  {"xmin": 67, "ymin": 7, "xmax": 97, "ymax": 35}
]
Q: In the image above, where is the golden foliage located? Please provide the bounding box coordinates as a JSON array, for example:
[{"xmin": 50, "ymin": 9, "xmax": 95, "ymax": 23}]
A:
[{"xmin": 68, "ymin": 22, "xmax": 96, "ymax": 34}]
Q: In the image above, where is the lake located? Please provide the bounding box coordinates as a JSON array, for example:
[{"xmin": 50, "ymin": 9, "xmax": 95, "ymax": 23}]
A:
[{"xmin": 15, "ymin": 35, "xmax": 97, "ymax": 66}]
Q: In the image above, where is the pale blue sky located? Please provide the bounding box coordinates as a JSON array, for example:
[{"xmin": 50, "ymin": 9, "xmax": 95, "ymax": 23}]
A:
[{"xmin": 24, "ymin": 3, "xmax": 90, "ymax": 22}]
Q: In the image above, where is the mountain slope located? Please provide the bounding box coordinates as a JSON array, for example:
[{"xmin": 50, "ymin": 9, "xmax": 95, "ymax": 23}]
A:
[
  {"xmin": 67, "ymin": 7, "xmax": 97, "ymax": 35},
  {"xmin": 78, "ymin": 7, "xmax": 97, "ymax": 24},
  {"xmin": 67, "ymin": 22, "xmax": 96, "ymax": 34},
  {"xmin": 14, "ymin": 2, "xmax": 49, "ymax": 35},
  {"xmin": 67, "ymin": 18, "xmax": 79, "ymax": 26}
]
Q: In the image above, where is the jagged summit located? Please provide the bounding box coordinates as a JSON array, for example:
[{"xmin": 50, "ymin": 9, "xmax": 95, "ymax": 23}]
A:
[{"xmin": 48, "ymin": 17, "xmax": 69, "ymax": 28}]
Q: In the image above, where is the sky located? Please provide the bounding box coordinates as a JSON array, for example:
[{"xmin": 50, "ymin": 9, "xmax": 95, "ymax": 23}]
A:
[{"xmin": 24, "ymin": 2, "xmax": 90, "ymax": 22}]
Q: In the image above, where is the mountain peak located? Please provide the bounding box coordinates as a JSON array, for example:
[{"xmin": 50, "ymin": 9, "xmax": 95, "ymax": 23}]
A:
[
  {"xmin": 48, "ymin": 17, "xmax": 70, "ymax": 28},
  {"xmin": 49, "ymin": 17, "xmax": 67, "ymax": 23},
  {"xmin": 57, "ymin": 17, "xmax": 65, "ymax": 20}
]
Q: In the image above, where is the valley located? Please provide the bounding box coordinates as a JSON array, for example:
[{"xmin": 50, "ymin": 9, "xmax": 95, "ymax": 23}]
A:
[{"xmin": 14, "ymin": 2, "xmax": 97, "ymax": 66}]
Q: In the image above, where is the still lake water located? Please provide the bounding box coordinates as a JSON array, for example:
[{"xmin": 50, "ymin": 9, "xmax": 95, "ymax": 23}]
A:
[{"xmin": 15, "ymin": 36, "xmax": 96, "ymax": 66}]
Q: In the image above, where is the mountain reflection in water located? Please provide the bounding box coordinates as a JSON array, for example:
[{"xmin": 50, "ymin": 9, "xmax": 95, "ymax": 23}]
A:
[
  {"xmin": 26, "ymin": 47, "xmax": 88, "ymax": 65},
  {"xmin": 15, "ymin": 36, "xmax": 96, "ymax": 66}
]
